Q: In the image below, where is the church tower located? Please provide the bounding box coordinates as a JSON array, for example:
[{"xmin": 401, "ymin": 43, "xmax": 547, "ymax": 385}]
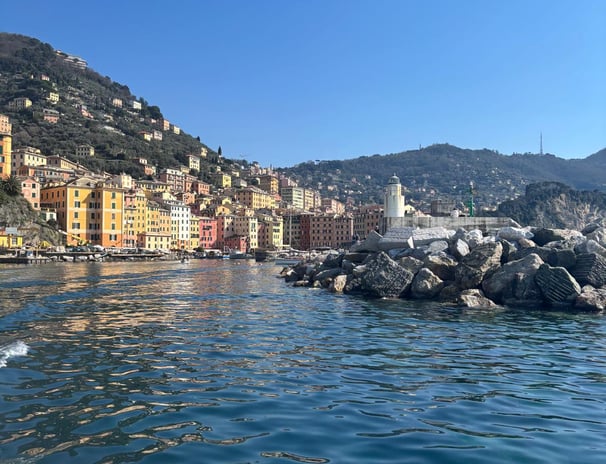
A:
[{"xmin": 384, "ymin": 173, "xmax": 405, "ymax": 218}]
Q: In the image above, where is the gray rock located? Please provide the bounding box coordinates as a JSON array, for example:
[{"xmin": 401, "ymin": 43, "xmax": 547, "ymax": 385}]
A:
[
  {"xmin": 546, "ymin": 248, "xmax": 577, "ymax": 270},
  {"xmin": 508, "ymin": 246, "xmax": 552, "ymax": 263},
  {"xmin": 482, "ymin": 253, "xmax": 544, "ymax": 304},
  {"xmin": 574, "ymin": 286, "xmax": 606, "ymax": 312},
  {"xmin": 458, "ymin": 289, "xmax": 499, "ymax": 309},
  {"xmin": 412, "ymin": 227, "xmax": 455, "ymax": 246},
  {"xmin": 411, "ymin": 268, "xmax": 444, "ymax": 299},
  {"xmin": 342, "ymin": 252, "xmax": 370, "ymax": 264},
  {"xmin": 438, "ymin": 284, "xmax": 462, "ymax": 302},
  {"xmin": 581, "ymin": 223, "xmax": 601, "ymax": 235},
  {"xmin": 397, "ymin": 256, "xmax": 424, "ymax": 275},
  {"xmin": 360, "ymin": 251, "xmax": 414, "ymax": 298},
  {"xmin": 533, "ymin": 228, "xmax": 583, "ymax": 246},
  {"xmin": 427, "ymin": 240, "xmax": 450, "ymax": 254},
  {"xmin": 535, "ymin": 264, "xmax": 582, "ymax": 304},
  {"xmin": 377, "ymin": 227, "xmax": 415, "ymax": 251},
  {"xmin": 329, "ymin": 274, "xmax": 348, "ymax": 293},
  {"xmin": 449, "ymin": 238, "xmax": 470, "ymax": 260},
  {"xmin": 496, "ymin": 226, "xmax": 534, "ymax": 241},
  {"xmin": 465, "ymin": 229, "xmax": 485, "ymax": 248},
  {"xmin": 312, "ymin": 268, "xmax": 342, "ymax": 286},
  {"xmin": 319, "ymin": 252, "xmax": 344, "ymax": 269},
  {"xmin": 584, "ymin": 227, "xmax": 606, "ymax": 247},
  {"xmin": 572, "ymin": 253, "xmax": 606, "ymax": 287},
  {"xmin": 350, "ymin": 229, "xmax": 382, "ymax": 252},
  {"xmin": 423, "ymin": 253, "xmax": 457, "ymax": 281},
  {"xmin": 455, "ymin": 241, "xmax": 503, "ymax": 289}
]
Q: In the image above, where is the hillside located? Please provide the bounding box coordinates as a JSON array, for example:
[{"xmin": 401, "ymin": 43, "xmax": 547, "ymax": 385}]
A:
[
  {"xmin": 0, "ymin": 33, "xmax": 223, "ymax": 179},
  {"xmin": 278, "ymin": 144, "xmax": 606, "ymax": 212},
  {"xmin": 496, "ymin": 181, "xmax": 606, "ymax": 229}
]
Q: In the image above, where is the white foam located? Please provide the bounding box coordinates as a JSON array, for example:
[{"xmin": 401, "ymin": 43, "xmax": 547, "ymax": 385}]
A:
[{"xmin": 0, "ymin": 340, "xmax": 29, "ymax": 368}]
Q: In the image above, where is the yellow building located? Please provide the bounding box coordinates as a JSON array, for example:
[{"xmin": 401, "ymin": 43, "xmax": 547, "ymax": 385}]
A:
[
  {"xmin": 0, "ymin": 228, "xmax": 22, "ymax": 249},
  {"xmin": 235, "ymin": 186, "xmax": 275, "ymax": 210},
  {"xmin": 138, "ymin": 200, "xmax": 171, "ymax": 251},
  {"xmin": 40, "ymin": 177, "xmax": 125, "ymax": 247},
  {"xmin": 0, "ymin": 114, "xmax": 12, "ymax": 179},
  {"xmin": 212, "ymin": 172, "xmax": 232, "ymax": 189},
  {"xmin": 259, "ymin": 175, "xmax": 279, "ymax": 195},
  {"xmin": 11, "ymin": 146, "xmax": 47, "ymax": 171}
]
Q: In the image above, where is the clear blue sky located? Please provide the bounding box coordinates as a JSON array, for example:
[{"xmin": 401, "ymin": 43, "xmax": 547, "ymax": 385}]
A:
[{"xmin": 4, "ymin": 0, "xmax": 605, "ymax": 167}]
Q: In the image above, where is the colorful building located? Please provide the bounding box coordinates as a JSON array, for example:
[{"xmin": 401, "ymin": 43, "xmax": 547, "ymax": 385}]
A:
[{"xmin": 0, "ymin": 114, "xmax": 12, "ymax": 179}]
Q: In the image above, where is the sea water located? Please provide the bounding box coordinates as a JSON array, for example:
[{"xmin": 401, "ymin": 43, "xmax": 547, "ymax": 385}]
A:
[{"xmin": 1, "ymin": 260, "xmax": 605, "ymax": 463}]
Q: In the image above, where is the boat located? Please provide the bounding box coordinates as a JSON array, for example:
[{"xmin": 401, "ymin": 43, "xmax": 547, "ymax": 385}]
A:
[
  {"xmin": 229, "ymin": 250, "xmax": 253, "ymax": 259},
  {"xmin": 254, "ymin": 249, "xmax": 277, "ymax": 262}
]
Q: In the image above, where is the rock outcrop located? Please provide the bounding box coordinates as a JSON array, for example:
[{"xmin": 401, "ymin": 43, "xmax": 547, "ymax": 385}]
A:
[{"xmin": 279, "ymin": 225, "xmax": 606, "ymax": 313}]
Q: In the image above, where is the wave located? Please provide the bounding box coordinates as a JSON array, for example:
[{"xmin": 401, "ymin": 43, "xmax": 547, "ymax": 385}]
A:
[{"xmin": 0, "ymin": 340, "xmax": 29, "ymax": 368}]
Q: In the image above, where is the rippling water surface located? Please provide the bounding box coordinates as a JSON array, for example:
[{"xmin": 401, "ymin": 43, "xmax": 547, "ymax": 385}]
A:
[{"xmin": 1, "ymin": 260, "xmax": 606, "ymax": 463}]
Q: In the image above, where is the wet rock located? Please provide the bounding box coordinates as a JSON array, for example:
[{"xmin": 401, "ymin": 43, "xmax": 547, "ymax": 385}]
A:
[
  {"xmin": 574, "ymin": 286, "xmax": 606, "ymax": 312},
  {"xmin": 458, "ymin": 289, "xmax": 499, "ymax": 309},
  {"xmin": 438, "ymin": 284, "xmax": 462, "ymax": 303},
  {"xmin": 312, "ymin": 268, "xmax": 342, "ymax": 287},
  {"xmin": 360, "ymin": 251, "xmax": 414, "ymax": 298},
  {"xmin": 329, "ymin": 274, "xmax": 348, "ymax": 293},
  {"xmin": 534, "ymin": 264, "xmax": 582, "ymax": 304}
]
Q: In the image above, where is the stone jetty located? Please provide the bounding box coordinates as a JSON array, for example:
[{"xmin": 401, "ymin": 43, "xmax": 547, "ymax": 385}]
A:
[{"xmin": 279, "ymin": 224, "xmax": 606, "ymax": 312}]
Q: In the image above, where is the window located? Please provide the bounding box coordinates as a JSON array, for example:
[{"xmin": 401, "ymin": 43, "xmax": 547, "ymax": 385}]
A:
[
  {"xmin": 112, "ymin": 192, "xmax": 116, "ymax": 199},
  {"xmin": 74, "ymin": 212, "xmax": 79, "ymax": 219},
  {"xmin": 112, "ymin": 202, "xmax": 116, "ymax": 209},
  {"xmin": 74, "ymin": 201, "xmax": 80, "ymax": 208},
  {"xmin": 75, "ymin": 190, "xmax": 79, "ymax": 197}
]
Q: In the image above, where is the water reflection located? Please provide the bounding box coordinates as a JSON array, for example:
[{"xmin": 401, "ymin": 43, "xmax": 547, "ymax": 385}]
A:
[{"xmin": 1, "ymin": 260, "xmax": 606, "ymax": 463}]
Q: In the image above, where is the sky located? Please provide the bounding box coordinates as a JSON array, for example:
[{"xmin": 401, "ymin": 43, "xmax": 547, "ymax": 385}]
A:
[{"xmin": 3, "ymin": 0, "xmax": 605, "ymax": 167}]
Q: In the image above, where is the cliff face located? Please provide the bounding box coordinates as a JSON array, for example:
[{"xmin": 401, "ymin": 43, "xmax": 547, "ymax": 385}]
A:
[
  {"xmin": 0, "ymin": 195, "xmax": 61, "ymax": 246},
  {"xmin": 496, "ymin": 182, "xmax": 606, "ymax": 229}
]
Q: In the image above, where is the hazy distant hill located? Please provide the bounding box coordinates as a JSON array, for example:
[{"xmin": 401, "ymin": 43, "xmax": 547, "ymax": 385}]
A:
[
  {"xmin": 278, "ymin": 144, "xmax": 606, "ymax": 211},
  {"xmin": 0, "ymin": 33, "xmax": 221, "ymax": 178}
]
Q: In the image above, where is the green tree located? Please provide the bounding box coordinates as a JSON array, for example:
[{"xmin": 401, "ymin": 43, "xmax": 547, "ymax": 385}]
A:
[{"xmin": 1, "ymin": 174, "xmax": 21, "ymax": 196}]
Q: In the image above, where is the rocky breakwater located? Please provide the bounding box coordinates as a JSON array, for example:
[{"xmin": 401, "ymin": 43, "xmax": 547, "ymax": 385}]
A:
[{"xmin": 279, "ymin": 224, "xmax": 606, "ymax": 312}]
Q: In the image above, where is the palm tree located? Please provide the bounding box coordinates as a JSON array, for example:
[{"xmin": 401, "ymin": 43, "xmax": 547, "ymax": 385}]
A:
[{"xmin": 1, "ymin": 174, "xmax": 21, "ymax": 196}]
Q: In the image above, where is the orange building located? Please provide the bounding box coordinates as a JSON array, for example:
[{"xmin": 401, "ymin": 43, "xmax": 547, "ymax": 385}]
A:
[
  {"xmin": 0, "ymin": 114, "xmax": 12, "ymax": 179},
  {"xmin": 40, "ymin": 177, "xmax": 125, "ymax": 247}
]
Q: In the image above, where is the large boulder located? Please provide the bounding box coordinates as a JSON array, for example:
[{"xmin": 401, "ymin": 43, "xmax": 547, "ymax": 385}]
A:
[
  {"xmin": 571, "ymin": 253, "xmax": 606, "ymax": 287},
  {"xmin": 312, "ymin": 268, "xmax": 342, "ymax": 287},
  {"xmin": 546, "ymin": 248, "xmax": 577, "ymax": 270},
  {"xmin": 482, "ymin": 253, "xmax": 544, "ymax": 304},
  {"xmin": 377, "ymin": 227, "xmax": 415, "ymax": 251},
  {"xmin": 410, "ymin": 268, "xmax": 444, "ymax": 299},
  {"xmin": 455, "ymin": 241, "xmax": 503, "ymax": 289},
  {"xmin": 532, "ymin": 228, "xmax": 583, "ymax": 246},
  {"xmin": 574, "ymin": 239, "xmax": 606, "ymax": 258},
  {"xmin": 350, "ymin": 229, "xmax": 383, "ymax": 253},
  {"xmin": 507, "ymin": 245, "xmax": 551, "ymax": 263},
  {"xmin": 360, "ymin": 251, "xmax": 414, "ymax": 298},
  {"xmin": 585, "ymin": 227, "xmax": 606, "ymax": 247},
  {"xmin": 574, "ymin": 286, "xmax": 606, "ymax": 312},
  {"xmin": 423, "ymin": 253, "xmax": 457, "ymax": 281},
  {"xmin": 458, "ymin": 289, "xmax": 499, "ymax": 309},
  {"xmin": 496, "ymin": 226, "xmax": 534, "ymax": 241},
  {"xmin": 534, "ymin": 264, "xmax": 582, "ymax": 304},
  {"xmin": 397, "ymin": 256, "xmax": 424, "ymax": 275},
  {"xmin": 449, "ymin": 238, "xmax": 470, "ymax": 260}
]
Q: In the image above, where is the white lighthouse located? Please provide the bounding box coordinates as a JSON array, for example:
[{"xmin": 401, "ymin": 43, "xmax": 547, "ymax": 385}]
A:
[{"xmin": 384, "ymin": 173, "xmax": 405, "ymax": 218}]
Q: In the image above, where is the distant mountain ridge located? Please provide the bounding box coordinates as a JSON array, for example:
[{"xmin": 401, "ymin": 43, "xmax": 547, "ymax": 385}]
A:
[{"xmin": 278, "ymin": 144, "xmax": 606, "ymax": 212}]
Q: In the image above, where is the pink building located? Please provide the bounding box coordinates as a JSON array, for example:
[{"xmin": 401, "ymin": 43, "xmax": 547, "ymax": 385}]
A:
[{"xmin": 18, "ymin": 176, "xmax": 41, "ymax": 210}]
